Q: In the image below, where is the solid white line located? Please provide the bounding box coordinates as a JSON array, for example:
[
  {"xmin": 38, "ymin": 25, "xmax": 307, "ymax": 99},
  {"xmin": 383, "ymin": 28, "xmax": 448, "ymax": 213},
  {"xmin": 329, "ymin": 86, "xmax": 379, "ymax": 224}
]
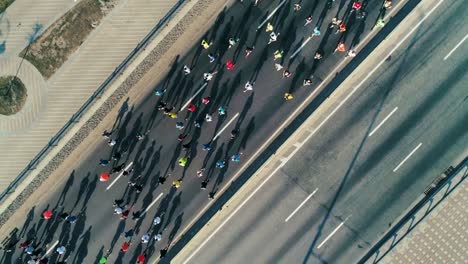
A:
[
  {"xmin": 443, "ymin": 33, "xmax": 468, "ymax": 60},
  {"xmin": 171, "ymin": 2, "xmax": 445, "ymax": 262},
  {"xmin": 317, "ymin": 216, "xmax": 350, "ymax": 249},
  {"xmin": 212, "ymin": 113, "xmax": 240, "ymax": 140},
  {"xmin": 180, "ymin": 83, "xmax": 208, "ymax": 111},
  {"xmin": 42, "ymin": 240, "xmax": 59, "ymax": 258},
  {"xmin": 142, "ymin": 192, "xmax": 164, "ymax": 216},
  {"xmin": 290, "ymin": 36, "xmax": 313, "ymax": 59},
  {"xmin": 368, "ymin": 107, "xmax": 398, "ymax": 137},
  {"xmin": 285, "ymin": 188, "xmax": 318, "ymax": 222},
  {"xmin": 393, "ymin": 142, "xmax": 423, "ymax": 172},
  {"xmin": 106, "ymin": 162, "xmax": 133, "ymax": 190},
  {"xmin": 257, "ymin": 0, "xmax": 287, "ymax": 29}
]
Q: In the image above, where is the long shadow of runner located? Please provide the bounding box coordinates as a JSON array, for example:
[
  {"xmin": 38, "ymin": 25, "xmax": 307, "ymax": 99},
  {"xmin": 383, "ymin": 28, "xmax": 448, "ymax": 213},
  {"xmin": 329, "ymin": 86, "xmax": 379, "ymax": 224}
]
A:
[
  {"xmin": 55, "ymin": 171, "xmax": 75, "ymax": 208},
  {"xmin": 72, "ymin": 173, "xmax": 90, "ymax": 211},
  {"xmin": 17, "ymin": 207, "xmax": 35, "ymax": 239},
  {"xmin": 71, "ymin": 226, "xmax": 92, "ymax": 264},
  {"xmin": 167, "ymin": 213, "xmax": 184, "ymax": 245},
  {"xmin": 112, "ymin": 98, "xmax": 130, "ymax": 132},
  {"xmin": 163, "ymin": 192, "xmax": 182, "ymax": 230},
  {"xmin": 109, "ymin": 221, "xmax": 126, "ymax": 254}
]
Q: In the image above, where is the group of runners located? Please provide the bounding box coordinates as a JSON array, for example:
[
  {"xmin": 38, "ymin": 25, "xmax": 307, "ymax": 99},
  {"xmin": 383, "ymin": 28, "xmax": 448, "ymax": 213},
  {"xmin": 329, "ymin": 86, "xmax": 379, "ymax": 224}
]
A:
[{"xmin": 0, "ymin": 0, "xmax": 391, "ymax": 262}]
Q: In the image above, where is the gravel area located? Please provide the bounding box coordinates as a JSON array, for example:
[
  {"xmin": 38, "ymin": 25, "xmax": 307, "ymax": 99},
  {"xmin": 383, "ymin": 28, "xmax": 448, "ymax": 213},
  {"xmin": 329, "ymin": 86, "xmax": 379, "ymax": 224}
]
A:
[{"xmin": 0, "ymin": 0, "xmax": 220, "ymax": 228}]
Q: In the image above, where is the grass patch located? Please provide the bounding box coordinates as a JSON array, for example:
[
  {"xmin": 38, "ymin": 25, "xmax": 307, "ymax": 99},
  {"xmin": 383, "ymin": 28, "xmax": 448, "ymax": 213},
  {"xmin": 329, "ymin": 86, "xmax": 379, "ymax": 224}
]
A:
[
  {"xmin": 0, "ymin": 76, "xmax": 27, "ymax": 115},
  {"xmin": 0, "ymin": 0, "xmax": 15, "ymax": 14},
  {"xmin": 20, "ymin": 0, "xmax": 115, "ymax": 79}
]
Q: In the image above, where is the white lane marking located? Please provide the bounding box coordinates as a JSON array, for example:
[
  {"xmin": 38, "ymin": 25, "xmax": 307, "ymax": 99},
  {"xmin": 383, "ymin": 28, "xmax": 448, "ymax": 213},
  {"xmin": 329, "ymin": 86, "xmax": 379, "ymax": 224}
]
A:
[
  {"xmin": 106, "ymin": 162, "xmax": 133, "ymax": 190},
  {"xmin": 171, "ymin": 2, "xmax": 445, "ymax": 262},
  {"xmin": 257, "ymin": 0, "xmax": 287, "ymax": 29},
  {"xmin": 368, "ymin": 107, "xmax": 398, "ymax": 137},
  {"xmin": 290, "ymin": 36, "xmax": 313, "ymax": 59},
  {"xmin": 141, "ymin": 192, "xmax": 164, "ymax": 217},
  {"xmin": 41, "ymin": 240, "xmax": 59, "ymax": 259},
  {"xmin": 180, "ymin": 83, "xmax": 208, "ymax": 111},
  {"xmin": 393, "ymin": 142, "xmax": 423, "ymax": 172},
  {"xmin": 317, "ymin": 216, "xmax": 351, "ymax": 249},
  {"xmin": 443, "ymin": 33, "xmax": 468, "ymax": 60},
  {"xmin": 285, "ymin": 188, "xmax": 318, "ymax": 222},
  {"xmin": 212, "ymin": 113, "xmax": 240, "ymax": 141}
]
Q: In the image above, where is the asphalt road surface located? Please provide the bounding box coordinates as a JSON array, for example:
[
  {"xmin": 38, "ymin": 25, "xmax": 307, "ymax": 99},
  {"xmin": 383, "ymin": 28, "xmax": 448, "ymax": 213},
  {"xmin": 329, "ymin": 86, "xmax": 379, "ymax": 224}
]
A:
[
  {"xmin": 0, "ymin": 0, "xmax": 405, "ymax": 263},
  {"xmin": 183, "ymin": 0, "xmax": 468, "ymax": 263}
]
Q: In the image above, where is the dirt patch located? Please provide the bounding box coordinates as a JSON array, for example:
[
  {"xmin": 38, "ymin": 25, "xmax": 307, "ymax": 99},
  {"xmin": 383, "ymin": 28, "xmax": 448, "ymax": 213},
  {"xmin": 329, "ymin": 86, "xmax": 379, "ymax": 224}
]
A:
[
  {"xmin": 0, "ymin": 0, "xmax": 15, "ymax": 14},
  {"xmin": 20, "ymin": 0, "xmax": 118, "ymax": 79},
  {"xmin": 0, "ymin": 75, "xmax": 27, "ymax": 115}
]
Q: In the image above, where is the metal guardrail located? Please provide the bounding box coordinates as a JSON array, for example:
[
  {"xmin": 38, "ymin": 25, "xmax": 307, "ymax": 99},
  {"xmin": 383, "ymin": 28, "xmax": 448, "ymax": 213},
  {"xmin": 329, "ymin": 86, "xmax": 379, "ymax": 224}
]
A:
[
  {"xmin": 0, "ymin": 0, "xmax": 187, "ymax": 203},
  {"xmin": 357, "ymin": 156, "xmax": 468, "ymax": 264}
]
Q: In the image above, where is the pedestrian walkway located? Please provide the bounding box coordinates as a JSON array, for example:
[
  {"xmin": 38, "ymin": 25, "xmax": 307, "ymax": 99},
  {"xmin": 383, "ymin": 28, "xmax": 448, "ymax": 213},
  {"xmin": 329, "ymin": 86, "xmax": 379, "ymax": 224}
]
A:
[
  {"xmin": 0, "ymin": 0, "xmax": 78, "ymax": 56},
  {"xmin": 0, "ymin": 0, "xmax": 177, "ymax": 193}
]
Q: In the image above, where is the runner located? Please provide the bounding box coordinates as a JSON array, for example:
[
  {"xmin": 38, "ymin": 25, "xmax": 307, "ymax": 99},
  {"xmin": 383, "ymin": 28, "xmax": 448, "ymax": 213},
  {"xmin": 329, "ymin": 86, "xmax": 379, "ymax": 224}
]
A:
[
  {"xmin": 56, "ymin": 246, "xmax": 66, "ymax": 255},
  {"xmin": 347, "ymin": 49, "xmax": 357, "ymax": 57},
  {"xmin": 172, "ymin": 179, "xmax": 182, "ymax": 188},
  {"xmin": 121, "ymin": 241, "xmax": 130, "ymax": 252},
  {"xmin": 42, "ymin": 210, "xmax": 53, "ymax": 220},
  {"xmin": 153, "ymin": 214, "xmax": 163, "ymax": 225},
  {"xmin": 102, "ymin": 131, "xmax": 112, "ymax": 139},
  {"xmin": 330, "ymin": 17, "xmax": 342, "ymax": 28},
  {"xmin": 265, "ymin": 22, "xmax": 273, "ymax": 32},
  {"xmin": 226, "ymin": 60, "xmax": 235, "ymax": 70},
  {"xmin": 284, "ymin": 93, "xmax": 294, "ymax": 100},
  {"xmin": 216, "ymin": 160, "xmax": 226, "ymax": 168},
  {"xmin": 141, "ymin": 233, "xmax": 150, "ymax": 243},
  {"xmin": 154, "ymin": 232, "xmax": 163, "ymax": 241},
  {"xmin": 230, "ymin": 129, "xmax": 239, "ymax": 139},
  {"xmin": 274, "ymin": 50, "xmax": 283, "ymax": 60},
  {"xmin": 268, "ymin": 32, "xmax": 280, "ymax": 44},
  {"xmin": 137, "ymin": 253, "xmax": 146, "ymax": 264},
  {"xmin": 293, "ymin": 3, "xmax": 301, "ymax": 11},
  {"xmin": 178, "ymin": 157, "xmax": 188, "ymax": 167},
  {"xmin": 232, "ymin": 152, "xmax": 242, "ymax": 162},
  {"xmin": 201, "ymin": 39, "xmax": 211, "ymax": 49},
  {"xmin": 304, "ymin": 16, "xmax": 313, "ymax": 26},
  {"xmin": 336, "ymin": 22, "xmax": 346, "ymax": 34},
  {"xmin": 178, "ymin": 133, "xmax": 188, "ymax": 141},
  {"xmin": 65, "ymin": 215, "xmax": 77, "ymax": 224},
  {"xmin": 208, "ymin": 53, "xmax": 216, "ymax": 63},
  {"xmin": 312, "ymin": 27, "xmax": 321, "ymax": 36},
  {"xmin": 202, "ymin": 97, "xmax": 211, "ymax": 104},
  {"xmin": 218, "ymin": 106, "xmax": 227, "ymax": 116},
  {"xmin": 201, "ymin": 180, "xmax": 208, "ymax": 190},
  {"xmin": 187, "ymin": 103, "xmax": 196, "ymax": 112},
  {"xmin": 228, "ymin": 38, "xmax": 239, "ymax": 49},
  {"xmin": 197, "ymin": 168, "xmax": 205, "ymax": 177},
  {"xmin": 244, "ymin": 81, "xmax": 254, "ymax": 92},
  {"xmin": 99, "ymin": 159, "xmax": 109, "ymax": 166},
  {"xmin": 303, "ymin": 79, "xmax": 313, "ymax": 86},
  {"xmin": 155, "ymin": 88, "xmax": 165, "ymax": 97},
  {"xmin": 245, "ymin": 46, "xmax": 254, "ymax": 58},
  {"xmin": 158, "ymin": 176, "xmax": 167, "ymax": 185},
  {"xmin": 204, "ymin": 72, "xmax": 216, "ymax": 82},
  {"xmin": 202, "ymin": 143, "xmax": 212, "ymax": 151},
  {"xmin": 275, "ymin": 63, "xmax": 284, "ymax": 71},
  {"xmin": 314, "ymin": 51, "xmax": 323, "ymax": 60},
  {"xmin": 183, "ymin": 65, "xmax": 191, "ymax": 75},
  {"xmin": 334, "ymin": 41, "xmax": 346, "ymax": 53},
  {"xmin": 108, "ymin": 139, "xmax": 117, "ymax": 147},
  {"xmin": 282, "ymin": 70, "xmax": 292, "ymax": 78},
  {"xmin": 176, "ymin": 122, "xmax": 184, "ymax": 130},
  {"xmin": 122, "ymin": 168, "xmax": 133, "ymax": 177},
  {"xmin": 168, "ymin": 111, "xmax": 178, "ymax": 119}
]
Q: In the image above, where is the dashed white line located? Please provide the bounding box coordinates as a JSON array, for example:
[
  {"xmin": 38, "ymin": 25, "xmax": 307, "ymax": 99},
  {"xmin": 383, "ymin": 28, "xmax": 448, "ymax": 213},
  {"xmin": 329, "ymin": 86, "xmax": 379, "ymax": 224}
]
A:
[
  {"xmin": 285, "ymin": 188, "xmax": 318, "ymax": 222},
  {"xmin": 180, "ymin": 83, "xmax": 208, "ymax": 111},
  {"xmin": 212, "ymin": 113, "xmax": 240, "ymax": 141},
  {"xmin": 106, "ymin": 162, "xmax": 133, "ymax": 190},
  {"xmin": 317, "ymin": 216, "xmax": 351, "ymax": 249},
  {"xmin": 368, "ymin": 107, "xmax": 398, "ymax": 137},
  {"xmin": 41, "ymin": 240, "xmax": 59, "ymax": 259},
  {"xmin": 393, "ymin": 142, "xmax": 423, "ymax": 172},
  {"xmin": 141, "ymin": 192, "xmax": 164, "ymax": 217},
  {"xmin": 443, "ymin": 33, "xmax": 468, "ymax": 61},
  {"xmin": 290, "ymin": 36, "xmax": 313, "ymax": 59},
  {"xmin": 257, "ymin": 0, "xmax": 288, "ymax": 30}
]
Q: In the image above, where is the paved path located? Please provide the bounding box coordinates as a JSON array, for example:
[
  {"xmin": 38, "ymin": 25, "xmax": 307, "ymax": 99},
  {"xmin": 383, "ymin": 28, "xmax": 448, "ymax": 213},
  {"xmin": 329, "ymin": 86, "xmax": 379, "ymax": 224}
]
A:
[
  {"xmin": 0, "ymin": 0, "xmax": 78, "ymax": 56},
  {"xmin": 0, "ymin": 0, "xmax": 177, "ymax": 192}
]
